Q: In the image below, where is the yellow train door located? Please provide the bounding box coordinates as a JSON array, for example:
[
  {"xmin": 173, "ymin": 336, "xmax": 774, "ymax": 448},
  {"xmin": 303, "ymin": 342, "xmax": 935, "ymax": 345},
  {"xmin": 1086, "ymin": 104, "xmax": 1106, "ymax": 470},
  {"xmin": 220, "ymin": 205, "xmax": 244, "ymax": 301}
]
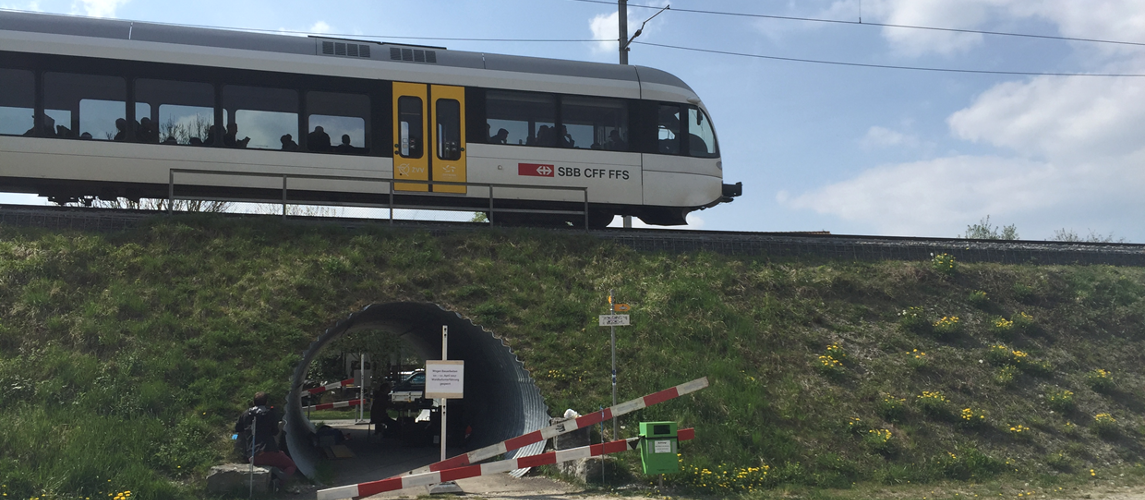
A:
[
  {"xmin": 430, "ymin": 85, "xmax": 466, "ymax": 194},
  {"xmin": 392, "ymin": 82, "xmax": 467, "ymax": 193},
  {"xmin": 393, "ymin": 82, "xmax": 429, "ymax": 192}
]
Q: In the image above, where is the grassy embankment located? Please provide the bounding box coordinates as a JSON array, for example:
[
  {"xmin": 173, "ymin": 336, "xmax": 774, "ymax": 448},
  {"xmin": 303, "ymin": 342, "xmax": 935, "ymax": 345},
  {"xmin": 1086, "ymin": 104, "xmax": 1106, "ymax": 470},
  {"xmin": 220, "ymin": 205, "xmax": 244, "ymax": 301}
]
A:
[{"xmin": 2, "ymin": 217, "xmax": 1145, "ymax": 499}]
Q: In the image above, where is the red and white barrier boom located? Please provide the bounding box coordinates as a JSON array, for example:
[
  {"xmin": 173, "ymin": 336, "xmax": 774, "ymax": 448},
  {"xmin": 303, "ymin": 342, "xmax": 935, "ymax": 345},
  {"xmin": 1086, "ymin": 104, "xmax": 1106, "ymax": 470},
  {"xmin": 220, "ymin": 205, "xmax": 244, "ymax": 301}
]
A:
[
  {"xmin": 302, "ymin": 398, "xmax": 364, "ymax": 412},
  {"xmin": 317, "ymin": 428, "xmax": 696, "ymax": 500},
  {"xmin": 305, "ymin": 378, "xmax": 355, "ymax": 396},
  {"xmin": 402, "ymin": 376, "xmax": 707, "ymax": 476}
]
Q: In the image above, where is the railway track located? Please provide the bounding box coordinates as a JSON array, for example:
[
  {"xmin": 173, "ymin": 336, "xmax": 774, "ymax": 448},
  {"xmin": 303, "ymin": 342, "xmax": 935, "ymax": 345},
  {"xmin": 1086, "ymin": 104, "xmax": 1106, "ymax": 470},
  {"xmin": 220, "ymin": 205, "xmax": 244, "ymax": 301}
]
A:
[{"xmin": 2, "ymin": 204, "xmax": 1143, "ymax": 266}]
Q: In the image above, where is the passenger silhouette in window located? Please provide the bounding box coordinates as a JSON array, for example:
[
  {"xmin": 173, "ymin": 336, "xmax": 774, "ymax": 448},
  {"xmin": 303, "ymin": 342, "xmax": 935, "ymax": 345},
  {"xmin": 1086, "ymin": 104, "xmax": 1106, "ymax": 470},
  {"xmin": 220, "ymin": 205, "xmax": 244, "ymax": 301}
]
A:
[
  {"xmin": 607, "ymin": 130, "xmax": 627, "ymax": 151},
  {"xmin": 334, "ymin": 134, "xmax": 356, "ymax": 153},
  {"xmin": 559, "ymin": 125, "xmax": 575, "ymax": 148},
  {"xmin": 113, "ymin": 118, "xmax": 127, "ymax": 141},
  {"xmin": 308, "ymin": 126, "xmax": 331, "ymax": 152},
  {"xmin": 490, "ymin": 128, "xmax": 508, "ymax": 144},
  {"xmin": 280, "ymin": 134, "xmax": 298, "ymax": 151},
  {"xmin": 224, "ymin": 122, "xmax": 250, "ymax": 148}
]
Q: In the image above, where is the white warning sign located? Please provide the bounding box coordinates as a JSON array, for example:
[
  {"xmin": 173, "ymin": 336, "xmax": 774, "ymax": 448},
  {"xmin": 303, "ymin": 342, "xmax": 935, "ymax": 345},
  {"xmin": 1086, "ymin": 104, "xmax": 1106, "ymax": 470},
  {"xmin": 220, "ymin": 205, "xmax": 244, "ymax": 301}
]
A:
[{"xmin": 425, "ymin": 360, "xmax": 464, "ymax": 399}]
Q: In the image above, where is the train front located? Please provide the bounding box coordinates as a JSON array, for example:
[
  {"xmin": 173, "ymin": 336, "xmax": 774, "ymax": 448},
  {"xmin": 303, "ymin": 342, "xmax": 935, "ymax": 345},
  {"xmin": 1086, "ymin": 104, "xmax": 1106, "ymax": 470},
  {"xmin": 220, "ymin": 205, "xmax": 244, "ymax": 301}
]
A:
[{"xmin": 634, "ymin": 66, "xmax": 741, "ymax": 226}]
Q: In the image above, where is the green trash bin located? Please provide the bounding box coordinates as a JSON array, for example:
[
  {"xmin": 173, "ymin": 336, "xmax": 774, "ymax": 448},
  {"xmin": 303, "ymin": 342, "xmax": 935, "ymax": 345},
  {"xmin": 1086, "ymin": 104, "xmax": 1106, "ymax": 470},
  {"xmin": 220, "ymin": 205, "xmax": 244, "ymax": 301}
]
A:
[{"xmin": 638, "ymin": 421, "xmax": 679, "ymax": 475}]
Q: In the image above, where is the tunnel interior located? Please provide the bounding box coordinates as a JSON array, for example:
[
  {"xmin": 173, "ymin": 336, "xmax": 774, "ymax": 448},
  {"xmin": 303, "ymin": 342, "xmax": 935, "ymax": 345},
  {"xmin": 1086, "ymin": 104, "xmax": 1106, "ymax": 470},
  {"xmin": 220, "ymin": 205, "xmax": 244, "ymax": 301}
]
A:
[{"xmin": 284, "ymin": 303, "xmax": 549, "ymax": 479}]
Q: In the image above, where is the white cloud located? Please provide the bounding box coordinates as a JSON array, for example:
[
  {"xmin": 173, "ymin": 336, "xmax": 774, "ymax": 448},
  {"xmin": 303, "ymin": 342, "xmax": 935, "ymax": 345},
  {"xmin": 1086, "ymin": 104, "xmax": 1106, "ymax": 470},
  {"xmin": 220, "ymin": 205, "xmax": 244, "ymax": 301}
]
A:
[
  {"xmin": 949, "ymin": 68, "xmax": 1145, "ymax": 161},
  {"xmin": 71, "ymin": 0, "xmax": 127, "ymax": 18},
  {"xmin": 588, "ymin": 2, "xmax": 669, "ymax": 55},
  {"xmin": 589, "ymin": 11, "xmax": 621, "ymax": 54},
  {"xmin": 860, "ymin": 125, "xmax": 919, "ymax": 149},
  {"xmin": 867, "ymin": 0, "xmax": 1145, "ymax": 59},
  {"xmin": 1, "ymin": 1, "xmax": 41, "ymax": 12},
  {"xmin": 310, "ymin": 21, "xmax": 332, "ymax": 34},
  {"xmin": 782, "ymin": 59, "xmax": 1145, "ymax": 239}
]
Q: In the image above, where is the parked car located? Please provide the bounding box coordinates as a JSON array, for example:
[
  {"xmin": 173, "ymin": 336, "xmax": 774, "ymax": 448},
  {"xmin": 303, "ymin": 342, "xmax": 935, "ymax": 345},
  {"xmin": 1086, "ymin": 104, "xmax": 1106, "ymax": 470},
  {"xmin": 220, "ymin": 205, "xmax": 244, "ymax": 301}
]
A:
[{"xmin": 389, "ymin": 370, "xmax": 430, "ymax": 409}]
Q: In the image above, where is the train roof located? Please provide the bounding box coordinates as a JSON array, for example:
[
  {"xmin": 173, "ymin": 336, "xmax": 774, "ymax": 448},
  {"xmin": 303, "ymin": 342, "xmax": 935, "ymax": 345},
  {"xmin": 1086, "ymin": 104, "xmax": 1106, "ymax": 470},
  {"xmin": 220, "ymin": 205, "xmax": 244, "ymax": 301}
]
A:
[{"xmin": 0, "ymin": 10, "xmax": 694, "ymax": 93}]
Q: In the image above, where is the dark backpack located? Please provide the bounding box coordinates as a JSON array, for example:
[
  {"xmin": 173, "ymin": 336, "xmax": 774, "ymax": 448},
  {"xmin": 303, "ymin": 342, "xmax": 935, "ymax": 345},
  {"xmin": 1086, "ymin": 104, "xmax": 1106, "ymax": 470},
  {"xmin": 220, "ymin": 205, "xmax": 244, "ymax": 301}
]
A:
[{"xmin": 240, "ymin": 406, "xmax": 276, "ymax": 458}]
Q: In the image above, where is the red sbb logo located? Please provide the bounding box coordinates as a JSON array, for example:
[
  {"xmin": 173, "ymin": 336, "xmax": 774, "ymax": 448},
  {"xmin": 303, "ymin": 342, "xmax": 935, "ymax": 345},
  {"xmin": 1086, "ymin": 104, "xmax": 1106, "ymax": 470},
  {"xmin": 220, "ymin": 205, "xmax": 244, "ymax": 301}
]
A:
[{"xmin": 518, "ymin": 163, "xmax": 555, "ymax": 177}]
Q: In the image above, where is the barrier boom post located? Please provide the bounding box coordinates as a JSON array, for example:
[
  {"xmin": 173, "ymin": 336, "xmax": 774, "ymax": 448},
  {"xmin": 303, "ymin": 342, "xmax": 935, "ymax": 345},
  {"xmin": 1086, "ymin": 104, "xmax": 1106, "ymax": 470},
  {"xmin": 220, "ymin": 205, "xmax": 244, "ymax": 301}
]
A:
[
  {"xmin": 317, "ymin": 428, "xmax": 696, "ymax": 500},
  {"xmin": 400, "ymin": 376, "xmax": 707, "ymax": 476}
]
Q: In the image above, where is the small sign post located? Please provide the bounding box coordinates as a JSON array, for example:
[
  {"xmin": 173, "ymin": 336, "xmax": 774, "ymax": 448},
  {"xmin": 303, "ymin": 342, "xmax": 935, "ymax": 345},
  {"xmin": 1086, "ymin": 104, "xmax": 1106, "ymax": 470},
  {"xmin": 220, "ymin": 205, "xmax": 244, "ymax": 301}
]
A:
[
  {"xmin": 427, "ymin": 326, "xmax": 464, "ymax": 495},
  {"xmin": 600, "ymin": 290, "xmax": 632, "ymax": 441}
]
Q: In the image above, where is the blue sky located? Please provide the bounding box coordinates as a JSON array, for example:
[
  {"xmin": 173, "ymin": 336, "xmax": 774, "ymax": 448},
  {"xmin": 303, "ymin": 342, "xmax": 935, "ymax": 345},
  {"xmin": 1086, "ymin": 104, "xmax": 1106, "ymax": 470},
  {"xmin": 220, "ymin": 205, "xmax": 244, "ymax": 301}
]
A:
[{"xmin": 5, "ymin": 0, "xmax": 1145, "ymax": 241}]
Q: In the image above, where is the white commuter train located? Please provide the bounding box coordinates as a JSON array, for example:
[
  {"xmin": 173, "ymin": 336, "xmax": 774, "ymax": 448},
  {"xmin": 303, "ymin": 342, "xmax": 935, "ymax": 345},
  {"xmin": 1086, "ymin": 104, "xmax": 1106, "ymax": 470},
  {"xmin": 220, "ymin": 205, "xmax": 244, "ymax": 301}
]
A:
[{"xmin": 0, "ymin": 10, "xmax": 740, "ymax": 227}]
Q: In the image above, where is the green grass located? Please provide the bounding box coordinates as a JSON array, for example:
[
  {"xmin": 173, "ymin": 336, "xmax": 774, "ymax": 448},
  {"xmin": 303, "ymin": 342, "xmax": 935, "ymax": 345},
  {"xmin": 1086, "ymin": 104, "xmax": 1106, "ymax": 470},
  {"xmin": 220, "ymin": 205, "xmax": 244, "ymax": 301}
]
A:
[{"xmin": 3, "ymin": 217, "xmax": 1145, "ymax": 499}]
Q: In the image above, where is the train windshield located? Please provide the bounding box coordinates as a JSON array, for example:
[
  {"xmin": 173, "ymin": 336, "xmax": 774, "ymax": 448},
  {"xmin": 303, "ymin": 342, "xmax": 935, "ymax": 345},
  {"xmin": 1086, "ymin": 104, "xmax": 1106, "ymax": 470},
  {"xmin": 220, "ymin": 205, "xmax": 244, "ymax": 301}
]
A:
[{"xmin": 688, "ymin": 107, "xmax": 719, "ymax": 158}]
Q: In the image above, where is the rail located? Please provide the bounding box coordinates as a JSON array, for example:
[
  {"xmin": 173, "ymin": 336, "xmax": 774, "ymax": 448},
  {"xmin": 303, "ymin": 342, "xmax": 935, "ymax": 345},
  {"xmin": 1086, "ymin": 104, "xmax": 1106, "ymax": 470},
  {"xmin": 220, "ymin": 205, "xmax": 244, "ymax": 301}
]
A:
[{"xmin": 167, "ymin": 168, "xmax": 591, "ymax": 228}]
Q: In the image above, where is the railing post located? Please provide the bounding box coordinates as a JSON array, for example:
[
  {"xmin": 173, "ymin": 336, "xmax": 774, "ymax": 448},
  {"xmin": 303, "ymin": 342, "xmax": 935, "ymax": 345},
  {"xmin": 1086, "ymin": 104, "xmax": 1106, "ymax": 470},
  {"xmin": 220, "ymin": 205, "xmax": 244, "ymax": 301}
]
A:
[
  {"xmin": 282, "ymin": 175, "xmax": 288, "ymax": 219},
  {"xmin": 583, "ymin": 188, "xmax": 589, "ymax": 230},
  {"xmin": 388, "ymin": 182, "xmax": 394, "ymax": 224},
  {"xmin": 168, "ymin": 169, "xmax": 174, "ymax": 215},
  {"xmin": 488, "ymin": 186, "xmax": 495, "ymax": 226}
]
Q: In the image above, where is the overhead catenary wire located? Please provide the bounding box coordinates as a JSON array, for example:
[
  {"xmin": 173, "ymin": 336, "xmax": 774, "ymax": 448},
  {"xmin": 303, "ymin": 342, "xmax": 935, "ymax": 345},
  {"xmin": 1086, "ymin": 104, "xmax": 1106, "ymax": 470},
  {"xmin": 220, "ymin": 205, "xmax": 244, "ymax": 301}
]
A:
[
  {"xmin": 3, "ymin": 7, "xmax": 1142, "ymax": 77},
  {"xmin": 633, "ymin": 41, "xmax": 1145, "ymax": 78},
  {"xmin": 567, "ymin": 0, "xmax": 1145, "ymax": 49}
]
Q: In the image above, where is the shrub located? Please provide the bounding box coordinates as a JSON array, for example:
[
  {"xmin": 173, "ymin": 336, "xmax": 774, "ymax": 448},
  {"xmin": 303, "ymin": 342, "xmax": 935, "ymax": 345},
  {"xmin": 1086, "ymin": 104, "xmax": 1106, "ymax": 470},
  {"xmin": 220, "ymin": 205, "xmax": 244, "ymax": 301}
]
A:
[
  {"xmin": 1019, "ymin": 358, "xmax": 1054, "ymax": 377},
  {"xmin": 1008, "ymin": 424, "xmax": 1032, "ymax": 440},
  {"xmin": 917, "ymin": 391, "xmax": 950, "ymax": 419},
  {"xmin": 959, "ymin": 407, "xmax": 987, "ymax": 428},
  {"xmin": 1086, "ymin": 369, "xmax": 1114, "ymax": 393},
  {"xmin": 1062, "ymin": 421, "xmax": 1080, "ymax": 437},
  {"xmin": 816, "ymin": 354, "xmax": 845, "ymax": 378},
  {"xmin": 932, "ymin": 253, "xmax": 957, "ymax": 278},
  {"xmin": 1093, "ymin": 413, "xmax": 1118, "ymax": 438},
  {"xmin": 986, "ymin": 344, "xmax": 1013, "ymax": 365},
  {"xmin": 935, "ymin": 448, "xmax": 1002, "ymax": 480},
  {"xmin": 864, "ymin": 428, "xmax": 896, "ymax": 456},
  {"xmin": 898, "ymin": 306, "xmax": 930, "ymax": 333},
  {"xmin": 968, "ymin": 289, "xmax": 989, "ymax": 307},
  {"xmin": 932, "ymin": 316, "xmax": 962, "ymax": 337},
  {"xmin": 677, "ymin": 460, "xmax": 773, "ymax": 494},
  {"xmin": 906, "ymin": 349, "xmax": 928, "ymax": 370},
  {"xmin": 990, "ymin": 317, "xmax": 1014, "ymax": 337},
  {"xmin": 1045, "ymin": 388, "xmax": 1077, "ymax": 412},
  {"xmin": 994, "ymin": 365, "xmax": 1019, "ymax": 386},
  {"xmin": 1012, "ymin": 311, "xmax": 1035, "ymax": 331},
  {"xmin": 1046, "ymin": 451, "xmax": 1077, "ymax": 472},
  {"xmin": 825, "ymin": 344, "xmax": 847, "ymax": 360},
  {"xmin": 877, "ymin": 395, "xmax": 907, "ymax": 423}
]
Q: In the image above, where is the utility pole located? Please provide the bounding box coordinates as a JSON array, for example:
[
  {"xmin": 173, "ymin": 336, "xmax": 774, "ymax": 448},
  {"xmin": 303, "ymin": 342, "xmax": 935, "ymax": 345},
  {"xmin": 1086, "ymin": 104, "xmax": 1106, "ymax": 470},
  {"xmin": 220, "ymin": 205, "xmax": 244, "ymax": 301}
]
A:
[
  {"xmin": 619, "ymin": 1, "xmax": 631, "ymax": 228},
  {"xmin": 619, "ymin": 1, "xmax": 668, "ymax": 229}
]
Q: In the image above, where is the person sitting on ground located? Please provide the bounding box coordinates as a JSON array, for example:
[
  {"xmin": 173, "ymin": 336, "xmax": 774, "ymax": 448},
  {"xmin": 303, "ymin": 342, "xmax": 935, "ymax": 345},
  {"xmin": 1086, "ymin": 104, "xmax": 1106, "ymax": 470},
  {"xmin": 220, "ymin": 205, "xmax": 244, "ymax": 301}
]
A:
[
  {"xmin": 235, "ymin": 391, "xmax": 301, "ymax": 491},
  {"xmin": 370, "ymin": 383, "xmax": 398, "ymax": 437}
]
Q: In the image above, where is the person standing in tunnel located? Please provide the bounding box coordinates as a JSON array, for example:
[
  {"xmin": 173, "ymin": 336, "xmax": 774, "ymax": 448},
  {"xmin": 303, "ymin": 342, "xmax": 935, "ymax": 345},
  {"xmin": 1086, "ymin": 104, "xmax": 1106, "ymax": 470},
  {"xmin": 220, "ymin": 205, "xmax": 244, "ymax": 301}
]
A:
[{"xmin": 370, "ymin": 382, "xmax": 399, "ymax": 437}]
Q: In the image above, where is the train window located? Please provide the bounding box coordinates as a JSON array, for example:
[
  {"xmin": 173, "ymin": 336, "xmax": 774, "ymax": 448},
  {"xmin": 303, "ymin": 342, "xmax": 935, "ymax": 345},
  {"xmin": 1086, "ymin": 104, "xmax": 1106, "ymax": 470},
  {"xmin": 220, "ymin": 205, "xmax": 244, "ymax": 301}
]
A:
[
  {"xmin": 436, "ymin": 99, "xmax": 462, "ymax": 161},
  {"xmin": 0, "ymin": 69, "xmax": 35, "ymax": 136},
  {"xmin": 485, "ymin": 90, "xmax": 555, "ymax": 147},
  {"xmin": 307, "ymin": 91, "xmax": 369, "ymax": 154},
  {"xmin": 397, "ymin": 96, "xmax": 423, "ymax": 158},
  {"xmin": 561, "ymin": 96, "xmax": 628, "ymax": 151},
  {"xmin": 222, "ymin": 85, "xmax": 298, "ymax": 150},
  {"xmin": 657, "ymin": 104, "xmax": 681, "ymax": 155},
  {"xmin": 687, "ymin": 107, "xmax": 719, "ymax": 158},
  {"xmin": 136, "ymin": 79, "xmax": 214, "ymax": 146},
  {"xmin": 43, "ymin": 72, "xmax": 126, "ymax": 140}
]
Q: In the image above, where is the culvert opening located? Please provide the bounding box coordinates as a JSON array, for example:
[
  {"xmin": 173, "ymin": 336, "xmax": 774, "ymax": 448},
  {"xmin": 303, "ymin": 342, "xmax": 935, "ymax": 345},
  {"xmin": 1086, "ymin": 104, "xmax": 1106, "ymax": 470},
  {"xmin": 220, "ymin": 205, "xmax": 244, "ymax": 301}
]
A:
[{"xmin": 285, "ymin": 303, "xmax": 549, "ymax": 480}]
